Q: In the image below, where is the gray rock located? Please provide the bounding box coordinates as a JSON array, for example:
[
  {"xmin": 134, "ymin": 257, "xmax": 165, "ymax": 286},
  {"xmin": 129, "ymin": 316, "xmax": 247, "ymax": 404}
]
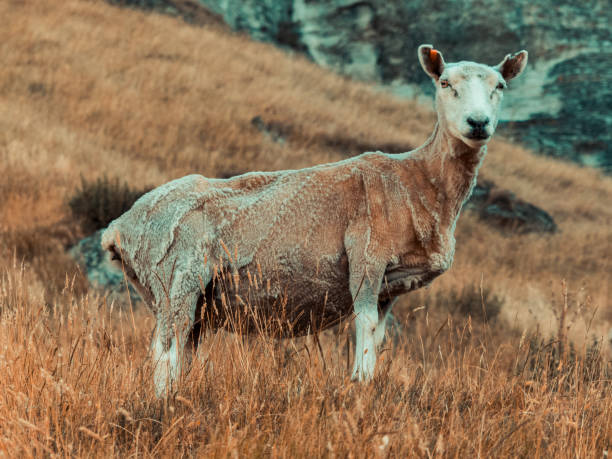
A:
[
  {"xmin": 69, "ymin": 229, "xmax": 141, "ymax": 302},
  {"xmin": 194, "ymin": 0, "xmax": 611, "ymax": 172},
  {"xmin": 466, "ymin": 181, "xmax": 557, "ymax": 234},
  {"xmin": 251, "ymin": 115, "xmax": 291, "ymax": 144}
]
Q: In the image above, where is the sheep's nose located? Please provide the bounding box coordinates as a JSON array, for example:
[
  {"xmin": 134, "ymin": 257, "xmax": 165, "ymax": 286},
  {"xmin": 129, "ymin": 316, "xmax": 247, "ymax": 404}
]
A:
[{"xmin": 467, "ymin": 117, "xmax": 490, "ymax": 129}]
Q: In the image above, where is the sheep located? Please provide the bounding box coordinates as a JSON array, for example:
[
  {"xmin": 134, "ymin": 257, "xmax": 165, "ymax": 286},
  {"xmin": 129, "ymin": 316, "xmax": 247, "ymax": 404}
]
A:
[{"xmin": 101, "ymin": 44, "xmax": 528, "ymax": 396}]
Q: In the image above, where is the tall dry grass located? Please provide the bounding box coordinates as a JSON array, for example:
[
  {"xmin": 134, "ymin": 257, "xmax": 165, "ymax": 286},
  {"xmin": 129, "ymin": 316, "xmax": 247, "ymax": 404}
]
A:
[
  {"xmin": 0, "ymin": 260, "xmax": 610, "ymax": 456},
  {"xmin": 0, "ymin": 0, "xmax": 611, "ymax": 455}
]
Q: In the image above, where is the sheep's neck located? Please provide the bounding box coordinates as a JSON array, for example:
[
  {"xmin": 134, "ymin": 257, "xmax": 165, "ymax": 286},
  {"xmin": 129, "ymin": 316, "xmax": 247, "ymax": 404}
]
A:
[{"xmin": 405, "ymin": 122, "xmax": 487, "ymax": 228}]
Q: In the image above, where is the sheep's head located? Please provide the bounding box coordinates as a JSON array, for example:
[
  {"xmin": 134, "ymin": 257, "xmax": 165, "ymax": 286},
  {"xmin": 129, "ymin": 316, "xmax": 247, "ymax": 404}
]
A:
[{"xmin": 418, "ymin": 44, "xmax": 527, "ymax": 149}]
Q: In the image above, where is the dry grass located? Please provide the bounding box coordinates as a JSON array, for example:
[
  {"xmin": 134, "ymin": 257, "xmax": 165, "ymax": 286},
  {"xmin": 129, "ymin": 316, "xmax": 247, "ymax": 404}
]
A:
[
  {"xmin": 0, "ymin": 0, "xmax": 611, "ymax": 456},
  {"xmin": 1, "ymin": 261, "xmax": 610, "ymax": 456}
]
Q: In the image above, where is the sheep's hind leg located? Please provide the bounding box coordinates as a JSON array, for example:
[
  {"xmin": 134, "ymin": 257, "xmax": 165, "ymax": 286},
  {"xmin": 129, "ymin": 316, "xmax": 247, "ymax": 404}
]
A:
[
  {"xmin": 151, "ymin": 324, "xmax": 180, "ymax": 398},
  {"xmin": 151, "ymin": 289, "xmax": 201, "ymax": 398}
]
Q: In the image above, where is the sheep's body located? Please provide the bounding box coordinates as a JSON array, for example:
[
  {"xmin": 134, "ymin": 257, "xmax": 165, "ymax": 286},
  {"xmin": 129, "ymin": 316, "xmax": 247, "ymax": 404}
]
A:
[
  {"xmin": 102, "ymin": 45, "xmax": 528, "ymax": 396},
  {"xmin": 103, "ymin": 150, "xmax": 458, "ymax": 334}
]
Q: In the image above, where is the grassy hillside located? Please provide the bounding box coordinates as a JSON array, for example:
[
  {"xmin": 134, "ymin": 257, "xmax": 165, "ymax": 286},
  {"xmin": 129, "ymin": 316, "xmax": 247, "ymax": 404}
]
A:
[{"xmin": 0, "ymin": 0, "xmax": 610, "ymax": 456}]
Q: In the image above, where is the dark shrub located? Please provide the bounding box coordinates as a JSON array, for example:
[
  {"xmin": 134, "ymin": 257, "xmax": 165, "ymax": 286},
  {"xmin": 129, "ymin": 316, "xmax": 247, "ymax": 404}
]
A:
[{"xmin": 68, "ymin": 176, "xmax": 151, "ymax": 234}]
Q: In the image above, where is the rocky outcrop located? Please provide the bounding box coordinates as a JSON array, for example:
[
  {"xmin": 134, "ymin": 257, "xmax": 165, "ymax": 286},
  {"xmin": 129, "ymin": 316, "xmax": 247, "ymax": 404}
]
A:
[
  {"xmin": 194, "ymin": 0, "xmax": 611, "ymax": 172},
  {"xmin": 110, "ymin": 0, "xmax": 225, "ymax": 26}
]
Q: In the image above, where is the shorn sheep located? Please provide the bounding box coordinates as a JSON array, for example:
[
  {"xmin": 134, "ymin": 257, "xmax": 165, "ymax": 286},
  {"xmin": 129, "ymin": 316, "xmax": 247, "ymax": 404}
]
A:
[{"xmin": 102, "ymin": 45, "xmax": 528, "ymax": 396}]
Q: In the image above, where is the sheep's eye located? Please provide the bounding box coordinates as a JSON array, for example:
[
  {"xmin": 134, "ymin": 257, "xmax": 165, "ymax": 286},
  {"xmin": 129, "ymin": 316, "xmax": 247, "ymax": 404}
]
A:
[
  {"xmin": 440, "ymin": 80, "xmax": 450, "ymax": 88},
  {"xmin": 497, "ymin": 82, "xmax": 506, "ymax": 90}
]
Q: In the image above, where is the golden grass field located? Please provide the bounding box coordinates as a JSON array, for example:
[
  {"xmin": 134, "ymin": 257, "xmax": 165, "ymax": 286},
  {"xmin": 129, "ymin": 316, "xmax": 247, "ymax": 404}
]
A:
[{"xmin": 0, "ymin": 0, "xmax": 611, "ymax": 456}]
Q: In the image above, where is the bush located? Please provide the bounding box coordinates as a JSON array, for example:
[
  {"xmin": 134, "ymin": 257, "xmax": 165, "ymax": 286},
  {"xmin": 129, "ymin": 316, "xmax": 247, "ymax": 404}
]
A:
[
  {"xmin": 68, "ymin": 176, "xmax": 150, "ymax": 234},
  {"xmin": 434, "ymin": 282, "xmax": 504, "ymax": 322}
]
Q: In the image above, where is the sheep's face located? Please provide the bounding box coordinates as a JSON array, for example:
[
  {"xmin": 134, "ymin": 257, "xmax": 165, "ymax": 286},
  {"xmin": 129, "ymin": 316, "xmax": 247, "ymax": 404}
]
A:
[
  {"xmin": 435, "ymin": 63, "xmax": 505, "ymax": 147},
  {"xmin": 417, "ymin": 45, "xmax": 528, "ymax": 149}
]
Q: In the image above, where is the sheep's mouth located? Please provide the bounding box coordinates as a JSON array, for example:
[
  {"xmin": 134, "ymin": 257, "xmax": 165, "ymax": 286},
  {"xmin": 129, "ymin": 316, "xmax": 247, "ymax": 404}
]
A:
[
  {"xmin": 461, "ymin": 133, "xmax": 491, "ymax": 148},
  {"xmin": 464, "ymin": 131, "xmax": 490, "ymax": 141}
]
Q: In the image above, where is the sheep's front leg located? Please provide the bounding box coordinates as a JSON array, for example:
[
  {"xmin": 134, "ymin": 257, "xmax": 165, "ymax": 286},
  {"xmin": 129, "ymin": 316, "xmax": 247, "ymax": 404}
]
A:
[
  {"xmin": 350, "ymin": 274, "xmax": 384, "ymax": 382},
  {"xmin": 151, "ymin": 287, "xmax": 201, "ymax": 397}
]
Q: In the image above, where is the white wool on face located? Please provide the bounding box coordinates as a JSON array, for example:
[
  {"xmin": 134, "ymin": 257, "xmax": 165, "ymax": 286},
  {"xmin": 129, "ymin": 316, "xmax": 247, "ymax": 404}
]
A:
[{"xmin": 436, "ymin": 62, "xmax": 506, "ymax": 144}]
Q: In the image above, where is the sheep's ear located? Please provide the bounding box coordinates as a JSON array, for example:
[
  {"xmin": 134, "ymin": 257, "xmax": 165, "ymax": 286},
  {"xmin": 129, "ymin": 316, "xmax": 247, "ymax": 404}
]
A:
[
  {"xmin": 496, "ymin": 50, "xmax": 528, "ymax": 81},
  {"xmin": 418, "ymin": 44, "xmax": 445, "ymax": 81}
]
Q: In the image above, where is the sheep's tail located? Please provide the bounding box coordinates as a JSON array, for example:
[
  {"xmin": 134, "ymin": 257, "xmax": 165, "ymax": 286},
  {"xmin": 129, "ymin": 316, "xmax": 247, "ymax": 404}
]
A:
[{"xmin": 100, "ymin": 222, "xmax": 122, "ymax": 263}]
